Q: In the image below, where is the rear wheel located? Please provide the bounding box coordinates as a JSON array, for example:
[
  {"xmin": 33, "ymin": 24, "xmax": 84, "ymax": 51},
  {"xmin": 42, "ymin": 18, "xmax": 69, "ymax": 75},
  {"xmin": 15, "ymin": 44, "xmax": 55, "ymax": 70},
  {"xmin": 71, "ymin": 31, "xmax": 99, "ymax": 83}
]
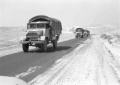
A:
[
  {"xmin": 53, "ymin": 39, "xmax": 57, "ymax": 49},
  {"xmin": 22, "ymin": 44, "xmax": 29, "ymax": 52},
  {"xmin": 81, "ymin": 35, "xmax": 83, "ymax": 38},
  {"xmin": 42, "ymin": 40, "xmax": 47, "ymax": 52}
]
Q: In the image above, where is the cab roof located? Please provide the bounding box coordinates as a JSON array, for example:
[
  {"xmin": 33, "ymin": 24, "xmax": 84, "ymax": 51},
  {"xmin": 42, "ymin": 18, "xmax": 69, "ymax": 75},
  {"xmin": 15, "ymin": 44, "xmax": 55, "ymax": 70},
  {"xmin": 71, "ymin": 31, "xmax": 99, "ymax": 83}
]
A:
[
  {"xmin": 29, "ymin": 21, "xmax": 49, "ymax": 24},
  {"xmin": 29, "ymin": 15, "xmax": 60, "ymax": 23}
]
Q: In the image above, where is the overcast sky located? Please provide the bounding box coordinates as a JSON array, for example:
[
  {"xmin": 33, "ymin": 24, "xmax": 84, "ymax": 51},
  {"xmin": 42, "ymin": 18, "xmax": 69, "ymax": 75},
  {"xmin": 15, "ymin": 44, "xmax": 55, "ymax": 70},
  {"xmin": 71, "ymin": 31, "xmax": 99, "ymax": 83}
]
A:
[{"xmin": 0, "ymin": 0, "xmax": 120, "ymax": 27}]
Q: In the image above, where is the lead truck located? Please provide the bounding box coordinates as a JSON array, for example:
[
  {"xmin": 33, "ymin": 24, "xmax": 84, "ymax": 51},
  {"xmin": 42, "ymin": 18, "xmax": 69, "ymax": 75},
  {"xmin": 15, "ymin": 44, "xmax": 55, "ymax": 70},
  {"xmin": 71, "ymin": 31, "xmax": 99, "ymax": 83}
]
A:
[{"xmin": 20, "ymin": 15, "xmax": 62, "ymax": 52}]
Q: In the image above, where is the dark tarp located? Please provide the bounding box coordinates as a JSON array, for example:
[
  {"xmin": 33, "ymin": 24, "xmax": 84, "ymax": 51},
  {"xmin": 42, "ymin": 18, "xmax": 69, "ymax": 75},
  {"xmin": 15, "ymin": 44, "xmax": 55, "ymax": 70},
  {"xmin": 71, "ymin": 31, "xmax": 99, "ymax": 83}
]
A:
[
  {"xmin": 75, "ymin": 28, "xmax": 84, "ymax": 32},
  {"xmin": 29, "ymin": 15, "xmax": 60, "ymax": 23}
]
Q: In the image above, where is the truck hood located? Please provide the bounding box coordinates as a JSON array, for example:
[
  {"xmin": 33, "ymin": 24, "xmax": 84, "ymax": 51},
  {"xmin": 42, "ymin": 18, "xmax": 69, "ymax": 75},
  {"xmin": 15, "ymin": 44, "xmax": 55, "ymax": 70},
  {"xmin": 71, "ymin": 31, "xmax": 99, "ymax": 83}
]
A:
[{"xmin": 26, "ymin": 29, "xmax": 45, "ymax": 37}]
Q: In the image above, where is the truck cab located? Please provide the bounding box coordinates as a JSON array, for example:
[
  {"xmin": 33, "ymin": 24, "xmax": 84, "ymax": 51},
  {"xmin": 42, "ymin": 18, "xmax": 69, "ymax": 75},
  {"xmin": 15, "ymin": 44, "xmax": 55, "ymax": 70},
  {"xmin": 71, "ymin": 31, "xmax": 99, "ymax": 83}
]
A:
[{"xmin": 27, "ymin": 21, "xmax": 50, "ymax": 41}]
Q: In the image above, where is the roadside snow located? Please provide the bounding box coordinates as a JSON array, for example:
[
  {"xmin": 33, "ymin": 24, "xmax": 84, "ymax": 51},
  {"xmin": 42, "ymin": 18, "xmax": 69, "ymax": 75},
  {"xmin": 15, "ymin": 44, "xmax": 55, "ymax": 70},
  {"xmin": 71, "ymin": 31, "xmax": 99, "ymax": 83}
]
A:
[
  {"xmin": 0, "ymin": 76, "xmax": 28, "ymax": 85},
  {"xmin": 101, "ymin": 33, "xmax": 120, "ymax": 67}
]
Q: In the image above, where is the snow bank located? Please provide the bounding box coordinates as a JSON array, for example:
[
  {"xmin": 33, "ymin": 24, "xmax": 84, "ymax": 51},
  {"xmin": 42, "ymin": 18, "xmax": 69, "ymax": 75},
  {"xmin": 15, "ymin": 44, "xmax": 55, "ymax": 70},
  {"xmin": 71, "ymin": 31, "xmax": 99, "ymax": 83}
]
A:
[
  {"xmin": 100, "ymin": 34, "xmax": 120, "ymax": 63},
  {"xmin": 0, "ymin": 76, "xmax": 27, "ymax": 85}
]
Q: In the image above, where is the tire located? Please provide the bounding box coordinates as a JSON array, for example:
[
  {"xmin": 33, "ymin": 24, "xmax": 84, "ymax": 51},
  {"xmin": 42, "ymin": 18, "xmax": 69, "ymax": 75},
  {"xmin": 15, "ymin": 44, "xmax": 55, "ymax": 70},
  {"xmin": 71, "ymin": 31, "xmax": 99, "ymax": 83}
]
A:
[
  {"xmin": 75, "ymin": 36, "xmax": 78, "ymax": 38},
  {"xmin": 53, "ymin": 39, "xmax": 57, "ymax": 49},
  {"xmin": 42, "ymin": 40, "xmax": 47, "ymax": 52},
  {"xmin": 22, "ymin": 44, "xmax": 29, "ymax": 52},
  {"xmin": 81, "ymin": 35, "xmax": 83, "ymax": 38}
]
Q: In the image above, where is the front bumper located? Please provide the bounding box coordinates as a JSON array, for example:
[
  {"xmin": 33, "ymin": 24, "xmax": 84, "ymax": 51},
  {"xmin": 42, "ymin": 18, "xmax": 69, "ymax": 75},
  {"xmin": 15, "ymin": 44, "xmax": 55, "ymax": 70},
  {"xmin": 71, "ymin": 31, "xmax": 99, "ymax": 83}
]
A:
[
  {"xmin": 19, "ymin": 40, "xmax": 44, "ymax": 44},
  {"xmin": 75, "ymin": 33, "xmax": 82, "ymax": 36}
]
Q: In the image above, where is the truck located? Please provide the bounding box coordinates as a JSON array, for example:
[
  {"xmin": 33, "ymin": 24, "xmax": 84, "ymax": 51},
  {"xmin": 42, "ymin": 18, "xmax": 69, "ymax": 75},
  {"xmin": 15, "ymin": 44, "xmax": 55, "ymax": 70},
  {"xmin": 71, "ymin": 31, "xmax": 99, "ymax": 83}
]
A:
[
  {"xmin": 20, "ymin": 15, "xmax": 62, "ymax": 52},
  {"xmin": 74, "ymin": 28, "xmax": 84, "ymax": 38},
  {"xmin": 83, "ymin": 29, "xmax": 90, "ymax": 37}
]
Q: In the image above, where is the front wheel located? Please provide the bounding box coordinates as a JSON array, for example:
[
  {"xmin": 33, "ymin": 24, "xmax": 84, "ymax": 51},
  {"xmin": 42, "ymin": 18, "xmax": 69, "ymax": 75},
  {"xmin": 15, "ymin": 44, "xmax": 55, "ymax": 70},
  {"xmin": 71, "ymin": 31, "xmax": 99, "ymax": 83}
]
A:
[
  {"xmin": 22, "ymin": 44, "xmax": 29, "ymax": 52},
  {"xmin": 56, "ymin": 36, "xmax": 59, "ymax": 41},
  {"xmin": 75, "ymin": 36, "xmax": 78, "ymax": 38},
  {"xmin": 53, "ymin": 39, "xmax": 57, "ymax": 49}
]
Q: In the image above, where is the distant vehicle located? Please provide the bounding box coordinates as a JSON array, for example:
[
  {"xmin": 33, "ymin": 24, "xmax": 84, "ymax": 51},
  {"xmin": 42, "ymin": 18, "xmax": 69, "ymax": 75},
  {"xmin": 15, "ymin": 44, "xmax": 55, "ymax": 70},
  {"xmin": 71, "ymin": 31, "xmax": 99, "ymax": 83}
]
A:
[
  {"xmin": 74, "ymin": 28, "xmax": 84, "ymax": 38},
  {"xmin": 86, "ymin": 30, "xmax": 90, "ymax": 36},
  {"xmin": 20, "ymin": 15, "xmax": 62, "ymax": 52},
  {"xmin": 83, "ymin": 29, "xmax": 90, "ymax": 37}
]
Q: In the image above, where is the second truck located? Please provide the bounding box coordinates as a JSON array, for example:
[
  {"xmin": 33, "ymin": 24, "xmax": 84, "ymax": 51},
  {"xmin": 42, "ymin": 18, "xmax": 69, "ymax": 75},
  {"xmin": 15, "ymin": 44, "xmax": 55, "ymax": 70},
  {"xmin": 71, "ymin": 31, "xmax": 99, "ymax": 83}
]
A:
[
  {"xmin": 74, "ymin": 28, "xmax": 84, "ymax": 38},
  {"xmin": 20, "ymin": 15, "xmax": 62, "ymax": 52}
]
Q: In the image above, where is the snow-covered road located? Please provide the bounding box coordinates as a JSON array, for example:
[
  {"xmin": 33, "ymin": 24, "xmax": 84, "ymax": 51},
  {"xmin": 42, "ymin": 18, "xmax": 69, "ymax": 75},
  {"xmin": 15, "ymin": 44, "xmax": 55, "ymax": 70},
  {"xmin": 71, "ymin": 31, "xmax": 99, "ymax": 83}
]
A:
[{"xmin": 29, "ymin": 35, "xmax": 120, "ymax": 85}]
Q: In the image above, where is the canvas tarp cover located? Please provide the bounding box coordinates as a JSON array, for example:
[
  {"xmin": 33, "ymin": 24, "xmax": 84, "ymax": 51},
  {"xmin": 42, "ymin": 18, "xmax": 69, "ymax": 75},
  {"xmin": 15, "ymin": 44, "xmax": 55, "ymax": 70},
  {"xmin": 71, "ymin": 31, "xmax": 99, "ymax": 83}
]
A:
[
  {"xmin": 28, "ymin": 15, "xmax": 62, "ymax": 34},
  {"xmin": 75, "ymin": 28, "xmax": 84, "ymax": 32}
]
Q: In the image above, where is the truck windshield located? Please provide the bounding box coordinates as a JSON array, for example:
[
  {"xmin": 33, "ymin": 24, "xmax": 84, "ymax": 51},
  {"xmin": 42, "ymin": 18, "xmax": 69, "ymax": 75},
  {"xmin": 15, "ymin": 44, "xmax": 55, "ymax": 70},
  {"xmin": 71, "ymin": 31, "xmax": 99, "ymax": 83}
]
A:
[
  {"xmin": 30, "ymin": 24, "xmax": 36, "ymax": 28},
  {"xmin": 29, "ymin": 23, "xmax": 46, "ymax": 29},
  {"xmin": 37, "ymin": 24, "xmax": 45, "ymax": 28}
]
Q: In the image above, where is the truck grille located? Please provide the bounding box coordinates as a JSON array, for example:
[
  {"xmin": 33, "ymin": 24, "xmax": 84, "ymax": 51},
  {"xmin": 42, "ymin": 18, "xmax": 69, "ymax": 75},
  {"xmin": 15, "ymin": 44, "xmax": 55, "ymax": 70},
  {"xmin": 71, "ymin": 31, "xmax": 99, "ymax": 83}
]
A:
[
  {"xmin": 26, "ymin": 33, "xmax": 38, "ymax": 41},
  {"xmin": 30, "ymin": 37, "xmax": 38, "ymax": 41},
  {"xmin": 26, "ymin": 32, "xmax": 38, "ymax": 36}
]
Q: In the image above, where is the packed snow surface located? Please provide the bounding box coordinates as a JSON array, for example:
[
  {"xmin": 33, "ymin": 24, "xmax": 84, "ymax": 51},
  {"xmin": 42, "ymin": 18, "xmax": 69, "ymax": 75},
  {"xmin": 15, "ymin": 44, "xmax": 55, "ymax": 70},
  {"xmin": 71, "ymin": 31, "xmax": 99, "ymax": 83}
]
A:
[{"xmin": 28, "ymin": 33, "xmax": 120, "ymax": 85}]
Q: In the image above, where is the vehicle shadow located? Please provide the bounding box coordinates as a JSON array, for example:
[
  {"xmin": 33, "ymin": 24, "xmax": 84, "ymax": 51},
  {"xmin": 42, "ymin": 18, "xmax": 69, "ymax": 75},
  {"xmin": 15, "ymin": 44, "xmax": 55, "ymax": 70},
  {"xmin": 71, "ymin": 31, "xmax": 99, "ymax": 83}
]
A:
[
  {"xmin": 28, "ymin": 46, "xmax": 72, "ymax": 53},
  {"xmin": 47, "ymin": 46, "xmax": 71, "ymax": 52}
]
